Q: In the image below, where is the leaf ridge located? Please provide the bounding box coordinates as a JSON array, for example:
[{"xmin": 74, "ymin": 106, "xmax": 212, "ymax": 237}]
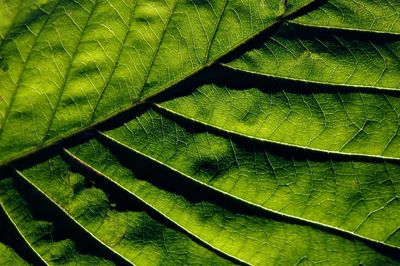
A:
[
  {"xmin": 223, "ymin": 21, "xmax": 400, "ymax": 93},
  {"xmin": 0, "ymin": 202, "xmax": 48, "ymax": 266},
  {"xmin": 14, "ymin": 169, "xmax": 134, "ymax": 266},
  {"xmin": 289, "ymin": 19, "xmax": 400, "ymax": 36},
  {"xmin": 291, "ymin": 0, "xmax": 400, "ymax": 35},
  {"xmin": 42, "ymin": 0, "xmax": 100, "ymax": 143},
  {"xmin": 153, "ymin": 103, "xmax": 400, "ymax": 163},
  {"xmin": 0, "ymin": 0, "xmax": 320, "ymax": 167},
  {"xmin": 137, "ymin": 0, "xmax": 179, "ymax": 101},
  {"xmin": 62, "ymin": 147, "xmax": 250, "ymax": 266},
  {"xmin": 97, "ymin": 130, "xmax": 400, "ymax": 252},
  {"xmin": 88, "ymin": 0, "xmax": 139, "ymax": 124},
  {"xmin": 0, "ymin": 0, "xmax": 60, "ymax": 139},
  {"xmin": 1, "ymin": 1, "xmax": 400, "ymax": 264},
  {"xmin": 203, "ymin": 0, "xmax": 229, "ymax": 63}
]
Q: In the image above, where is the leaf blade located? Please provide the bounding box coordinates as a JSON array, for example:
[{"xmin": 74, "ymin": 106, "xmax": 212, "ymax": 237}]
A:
[
  {"xmin": 0, "ymin": 175, "xmax": 114, "ymax": 265},
  {"xmin": 101, "ymin": 109, "xmax": 400, "ymax": 248},
  {"xmin": 0, "ymin": 0, "xmax": 316, "ymax": 166},
  {"xmin": 292, "ymin": 0, "xmax": 400, "ymax": 35},
  {"xmin": 17, "ymin": 156, "xmax": 235, "ymax": 265}
]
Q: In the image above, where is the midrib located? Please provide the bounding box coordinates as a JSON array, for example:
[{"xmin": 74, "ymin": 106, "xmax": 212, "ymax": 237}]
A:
[{"xmin": 0, "ymin": 1, "xmax": 318, "ymax": 167}]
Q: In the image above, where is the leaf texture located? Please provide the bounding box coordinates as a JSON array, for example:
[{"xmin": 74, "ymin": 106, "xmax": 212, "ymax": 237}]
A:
[
  {"xmin": 99, "ymin": 109, "xmax": 400, "ymax": 247},
  {"xmin": 292, "ymin": 0, "xmax": 400, "ymax": 34},
  {"xmin": 0, "ymin": 0, "xmax": 20, "ymax": 40},
  {"xmin": 0, "ymin": 242, "xmax": 28, "ymax": 265},
  {"xmin": 225, "ymin": 23, "xmax": 400, "ymax": 91},
  {"xmin": 0, "ymin": 0, "xmax": 314, "ymax": 166},
  {"xmin": 65, "ymin": 137, "xmax": 398, "ymax": 265},
  {"xmin": 16, "ymin": 157, "xmax": 233, "ymax": 265},
  {"xmin": 0, "ymin": 176, "xmax": 114, "ymax": 265},
  {"xmin": 1, "ymin": 0, "xmax": 400, "ymax": 265},
  {"xmin": 157, "ymin": 83, "xmax": 400, "ymax": 159}
]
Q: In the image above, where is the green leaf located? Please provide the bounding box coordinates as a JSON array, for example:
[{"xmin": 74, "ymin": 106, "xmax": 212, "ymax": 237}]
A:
[
  {"xmin": 0, "ymin": 242, "xmax": 28, "ymax": 265},
  {"xmin": 157, "ymin": 83, "xmax": 400, "ymax": 159},
  {"xmin": 16, "ymin": 157, "xmax": 234, "ymax": 265},
  {"xmin": 0, "ymin": 0, "xmax": 314, "ymax": 165},
  {"xmin": 64, "ymin": 136, "xmax": 398, "ymax": 265},
  {"xmin": 0, "ymin": 176, "xmax": 114, "ymax": 265},
  {"xmin": 224, "ymin": 23, "xmax": 400, "ymax": 91},
  {"xmin": 0, "ymin": 0, "xmax": 20, "ymax": 40},
  {"xmin": 99, "ymin": 109, "xmax": 400, "ymax": 247},
  {"xmin": 292, "ymin": 0, "xmax": 400, "ymax": 34},
  {"xmin": 1, "ymin": 0, "xmax": 400, "ymax": 265}
]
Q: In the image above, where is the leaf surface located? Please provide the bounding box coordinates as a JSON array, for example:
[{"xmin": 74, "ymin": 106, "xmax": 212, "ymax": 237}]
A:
[
  {"xmin": 65, "ymin": 137, "xmax": 398, "ymax": 265},
  {"xmin": 17, "ymin": 157, "xmax": 233, "ymax": 265},
  {"xmin": 100, "ymin": 109, "xmax": 400, "ymax": 248},
  {"xmin": 1, "ymin": 0, "xmax": 400, "ymax": 265},
  {"xmin": 224, "ymin": 23, "xmax": 400, "ymax": 91},
  {"xmin": 0, "ymin": 176, "xmax": 114, "ymax": 265},
  {"xmin": 158, "ymin": 83, "xmax": 400, "ymax": 159},
  {"xmin": 160, "ymin": 13, "xmax": 400, "ymax": 159},
  {"xmin": 292, "ymin": 0, "xmax": 400, "ymax": 34},
  {"xmin": 0, "ymin": 0, "xmax": 314, "ymax": 166},
  {"xmin": 0, "ymin": 242, "xmax": 28, "ymax": 265}
]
